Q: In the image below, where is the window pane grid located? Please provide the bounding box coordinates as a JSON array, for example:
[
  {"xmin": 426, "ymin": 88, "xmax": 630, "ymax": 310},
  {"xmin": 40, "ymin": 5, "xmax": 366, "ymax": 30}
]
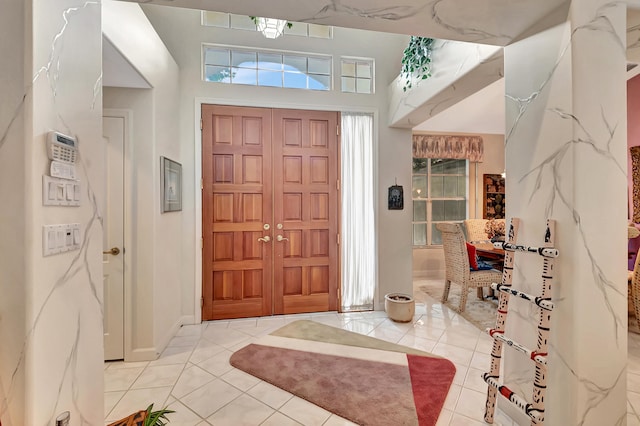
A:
[
  {"xmin": 204, "ymin": 46, "xmax": 330, "ymax": 91},
  {"xmin": 340, "ymin": 58, "xmax": 374, "ymax": 94},
  {"xmin": 412, "ymin": 157, "xmax": 467, "ymax": 246}
]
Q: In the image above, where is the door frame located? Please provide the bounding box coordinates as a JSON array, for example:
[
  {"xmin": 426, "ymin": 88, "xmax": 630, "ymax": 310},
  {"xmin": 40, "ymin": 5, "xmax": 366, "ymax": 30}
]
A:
[
  {"xmin": 194, "ymin": 98, "xmax": 380, "ymax": 323},
  {"xmin": 103, "ymin": 108, "xmax": 135, "ymax": 360}
]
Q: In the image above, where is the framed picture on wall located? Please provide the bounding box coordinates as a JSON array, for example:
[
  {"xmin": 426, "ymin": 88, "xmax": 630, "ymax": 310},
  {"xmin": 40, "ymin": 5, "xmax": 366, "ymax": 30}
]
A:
[
  {"xmin": 388, "ymin": 185, "xmax": 404, "ymax": 210},
  {"xmin": 161, "ymin": 156, "xmax": 182, "ymax": 213}
]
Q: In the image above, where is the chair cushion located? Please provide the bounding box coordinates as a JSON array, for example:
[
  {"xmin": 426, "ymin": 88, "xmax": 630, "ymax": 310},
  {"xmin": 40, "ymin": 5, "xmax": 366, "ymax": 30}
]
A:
[{"xmin": 465, "ymin": 242, "xmax": 479, "ymax": 270}]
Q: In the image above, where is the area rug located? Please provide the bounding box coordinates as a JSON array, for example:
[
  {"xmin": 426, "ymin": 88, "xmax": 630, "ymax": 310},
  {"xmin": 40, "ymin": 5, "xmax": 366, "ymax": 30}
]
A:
[
  {"xmin": 230, "ymin": 320, "xmax": 456, "ymax": 426},
  {"xmin": 416, "ymin": 278, "xmax": 498, "ymax": 332}
]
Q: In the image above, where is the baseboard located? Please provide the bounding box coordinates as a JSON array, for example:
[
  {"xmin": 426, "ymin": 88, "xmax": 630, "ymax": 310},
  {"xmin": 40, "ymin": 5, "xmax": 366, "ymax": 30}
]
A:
[
  {"xmin": 155, "ymin": 315, "xmax": 192, "ymax": 356},
  {"xmin": 126, "ymin": 347, "xmax": 158, "ymax": 362},
  {"xmin": 180, "ymin": 314, "xmax": 197, "ymax": 325}
]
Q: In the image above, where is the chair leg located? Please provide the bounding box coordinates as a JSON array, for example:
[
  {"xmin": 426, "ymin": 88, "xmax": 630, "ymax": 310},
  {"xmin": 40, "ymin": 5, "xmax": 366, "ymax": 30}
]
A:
[
  {"xmin": 459, "ymin": 285, "xmax": 469, "ymax": 313},
  {"xmin": 442, "ymin": 279, "xmax": 451, "ymax": 303}
]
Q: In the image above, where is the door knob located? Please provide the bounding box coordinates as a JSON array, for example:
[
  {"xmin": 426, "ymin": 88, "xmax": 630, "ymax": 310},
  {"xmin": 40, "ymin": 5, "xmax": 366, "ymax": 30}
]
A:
[
  {"xmin": 276, "ymin": 235, "xmax": 289, "ymax": 242},
  {"xmin": 258, "ymin": 236, "xmax": 271, "ymax": 243},
  {"xmin": 103, "ymin": 247, "xmax": 120, "ymax": 256}
]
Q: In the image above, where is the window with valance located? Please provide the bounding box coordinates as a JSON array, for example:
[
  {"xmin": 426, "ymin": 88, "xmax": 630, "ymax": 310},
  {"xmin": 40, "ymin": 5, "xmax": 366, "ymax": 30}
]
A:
[{"xmin": 412, "ymin": 134, "xmax": 483, "ymax": 246}]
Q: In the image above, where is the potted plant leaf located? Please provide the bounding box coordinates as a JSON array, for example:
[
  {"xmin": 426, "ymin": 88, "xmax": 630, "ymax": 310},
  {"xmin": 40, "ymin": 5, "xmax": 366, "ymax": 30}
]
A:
[{"xmin": 107, "ymin": 404, "xmax": 175, "ymax": 426}]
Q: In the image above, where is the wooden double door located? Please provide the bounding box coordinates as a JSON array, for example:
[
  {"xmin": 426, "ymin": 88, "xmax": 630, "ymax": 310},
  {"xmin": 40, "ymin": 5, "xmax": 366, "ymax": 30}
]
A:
[{"xmin": 202, "ymin": 105, "xmax": 340, "ymax": 320}]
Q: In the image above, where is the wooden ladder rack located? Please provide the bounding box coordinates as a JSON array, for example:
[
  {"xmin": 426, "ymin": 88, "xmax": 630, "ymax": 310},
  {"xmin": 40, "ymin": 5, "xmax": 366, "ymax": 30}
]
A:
[{"xmin": 483, "ymin": 218, "xmax": 558, "ymax": 426}]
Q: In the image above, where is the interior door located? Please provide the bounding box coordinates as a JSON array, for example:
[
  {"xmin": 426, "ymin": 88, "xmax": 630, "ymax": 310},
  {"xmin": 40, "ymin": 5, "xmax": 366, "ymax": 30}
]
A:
[
  {"xmin": 272, "ymin": 109, "xmax": 340, "ymax": 314},
  {"xmin": 202, "ymin": 105, "xmax": 273, "ymax": 320},
  {"xmin": 103, "ymin": 116, "xmax": 125, "ymax": 360},
  {"xmin": 201, "ymin": 105, "xmax": 339, "ymax": 320}
]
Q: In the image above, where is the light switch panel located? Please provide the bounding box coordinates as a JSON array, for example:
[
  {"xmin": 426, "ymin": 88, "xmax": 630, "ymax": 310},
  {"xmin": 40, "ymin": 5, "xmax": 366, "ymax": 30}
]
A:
[
  {"xmin": 43, "ymin": 176, "xmax": 80, "ymax": 206},
  {"xmin": 43, "ymin": 223, "xmax": 81, "ymax": 256}
]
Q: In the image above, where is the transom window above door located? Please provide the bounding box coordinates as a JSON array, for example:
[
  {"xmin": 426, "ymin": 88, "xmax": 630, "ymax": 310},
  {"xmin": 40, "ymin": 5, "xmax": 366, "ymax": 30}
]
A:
[{"xmin": 203, "ymin": 45, "xmax": 332, "ymax": 91}]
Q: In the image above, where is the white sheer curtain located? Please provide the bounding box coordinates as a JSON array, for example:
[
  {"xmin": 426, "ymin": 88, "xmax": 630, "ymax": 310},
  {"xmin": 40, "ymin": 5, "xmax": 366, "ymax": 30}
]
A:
[{"xmin": 341, "ymin": 113, "xmax": 375, "ymax": 311}]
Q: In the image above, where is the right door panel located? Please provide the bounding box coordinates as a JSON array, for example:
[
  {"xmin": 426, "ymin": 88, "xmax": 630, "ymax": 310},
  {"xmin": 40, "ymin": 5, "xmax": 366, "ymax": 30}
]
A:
[{"xmin": 272, "ymin": 109, "xmax": 340, "ymax": 314}]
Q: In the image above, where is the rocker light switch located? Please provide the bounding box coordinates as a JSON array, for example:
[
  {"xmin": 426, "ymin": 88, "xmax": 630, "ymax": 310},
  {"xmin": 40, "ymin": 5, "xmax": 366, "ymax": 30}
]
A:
[
  {"xmin": 43, "ymin": 176, "xmax": 81, "ymax": 206},
  {"xmin": 43, "ymin": 223, "xmax": 81, "ymax": 256}
]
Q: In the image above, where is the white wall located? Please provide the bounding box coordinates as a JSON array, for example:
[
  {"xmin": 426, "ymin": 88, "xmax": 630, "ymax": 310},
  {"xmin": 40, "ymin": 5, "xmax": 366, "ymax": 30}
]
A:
[
  {"xmin": 103, "ymin": 0, "xmax": 183, "ymax": 358},
  {"xmin": 0, "ymin": 1, "xmax": 27, "ymax": 424},
  {"xmin": 412, "ymin": 132, "xmax": 505, "ymax": 278},
  {"xmin": 140, "ymin": 4, "xmax": 414, "ymax": 311},
  {"xmin": 1, "ymin": 0, "xmax": 104, "ymax": 424}
]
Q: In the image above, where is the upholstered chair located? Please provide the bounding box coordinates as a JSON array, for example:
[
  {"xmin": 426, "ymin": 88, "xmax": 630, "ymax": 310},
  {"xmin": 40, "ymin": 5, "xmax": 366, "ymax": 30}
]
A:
[
  {"xmin": 463, "ymin": 218, "xmax": 489, "ymax": 242},
  {"xmin": 436, "ymin": 222, "xmax": 502, "ymax": 313}
]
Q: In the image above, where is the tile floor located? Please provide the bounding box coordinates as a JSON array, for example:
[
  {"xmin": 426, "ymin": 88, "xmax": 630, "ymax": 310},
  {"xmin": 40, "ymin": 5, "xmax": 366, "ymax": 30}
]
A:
[{"xmin": 104, "ymin": 285, "xmax": 640, "ymax": 426}]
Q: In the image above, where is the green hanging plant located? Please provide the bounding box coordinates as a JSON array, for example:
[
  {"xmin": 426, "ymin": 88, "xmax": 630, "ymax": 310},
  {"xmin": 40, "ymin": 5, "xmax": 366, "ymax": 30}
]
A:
[
  {"xmin": 143, "ymin": 404, "xmax": 175, "ymax": 426},
  {"xmin": 401, "ymin": 36, "xmax": 435, "ymax": 92}
]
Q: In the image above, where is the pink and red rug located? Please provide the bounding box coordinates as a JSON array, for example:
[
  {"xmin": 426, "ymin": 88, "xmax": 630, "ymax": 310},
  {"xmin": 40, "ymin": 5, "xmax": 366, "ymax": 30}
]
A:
[{"xmin": 230, "ymin": 320, "xmax": 456, "ymax": 426}]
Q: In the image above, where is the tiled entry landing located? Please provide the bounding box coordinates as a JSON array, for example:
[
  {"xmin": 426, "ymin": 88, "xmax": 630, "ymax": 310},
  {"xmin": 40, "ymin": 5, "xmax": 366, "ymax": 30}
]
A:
[{"xmin": 104, "ymin": 292, "xmax": 524, "ymax": 425}]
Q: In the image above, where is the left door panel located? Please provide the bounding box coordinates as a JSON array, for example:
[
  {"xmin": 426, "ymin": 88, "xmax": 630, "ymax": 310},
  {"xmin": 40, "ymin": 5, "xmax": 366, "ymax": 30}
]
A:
[{"xmin": 202, "ymin": 105, "xmax": 273, "ymax": 320}]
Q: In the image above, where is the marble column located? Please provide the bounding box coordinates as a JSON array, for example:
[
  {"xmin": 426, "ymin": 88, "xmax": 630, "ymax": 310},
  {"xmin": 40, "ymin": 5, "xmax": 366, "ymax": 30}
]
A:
[
  {"xmin": 0, "ymin": 1, "xmax": 104, "ymax": 425},
  {"xmin": 503, "ymin": 1, "xmax": 627, "ymax": 424}
]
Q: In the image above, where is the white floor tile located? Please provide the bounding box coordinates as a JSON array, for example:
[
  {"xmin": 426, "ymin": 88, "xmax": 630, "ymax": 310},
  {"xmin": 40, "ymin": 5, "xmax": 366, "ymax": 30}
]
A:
[
  {"xmin": 448, "ymin": 413, "xmax": 488, "ymax": 426},
  {"xmin": 201, "ymin": 328, "xmax": 252, "ymax": 349},
  {"xmin": 106, "ymin": 387, "xmax": 172, "ymax": 422},
  {"xmin": 196, "ymin": 349, "xmax": 234, "ymax": 377},
  {"xmin": 105, "ymin": 360, "xmax": 149, "ymax": 370},
  {"xmin": 131, "ymin": 364, "xmax": 184, "ymax": 389},
  {"xmin": 431, "ymin": 342, "xmax": 475, "ymax": 366},
  {"xmin": 366, "ymin": 326, "xmax": 406, "ymax": 344},
  {"xmin": 443, "ymin": 384, "xmax": 462, "ymax": 411},
  {"xmin": 341, "ymin": 320, "xmax": 376, "ymax": 335},
  {"xmin": 221, "ymin": 368, "xmax": 261, "ymax": 391},
  {"xmin": 397, "ymin": 334, "xmax": 438, "ymax": 352},
  {"xmin": 206, "ymin": 394, "xmax": 274, "ymax": 426},
  {"xmin": 474, "ymin": 335, "xmax": 494, "ymax": 354},
  {"xmin": 179, "ymin": 379, "xmax": 242, "ymax": 419},
  {"xmin": 189, "ymin": 340, "xmax": 227, "ymax": 365},
  {"xmin": 149, "ymin": 345, "xmax": 193, "ymax": 366},
  {"xmin": 260, "ymin": 412, "xmax": 302, "ymax": 426},
  {"xmin": 405, "ymin": 322, "xmax": 446, "ymax": 341},
  {"xmin": 436, "ymin": 409, "xmax": 453, "ymax": 426},
  {"xmin": 172, "ymin": 364, "xmax": 216, "ymax": 399},
  {"xmin": 322, "ymin": 414, "xmax": 359, "ymax": 426},
  {"xmin": 104, "ymin": 367, "xmax": 145, "ymax": 392},
  {"xmin": 168, "ymin": 335, "xmax": 201, "ymax": 348},
  {"xmin": 256, "ymin": 317, "xmax": 287, "ymax": 328},
  {"xmin": 104, "ymin": 391, "xmax": 125, "ymax": 418},
  {"xmin": 165, "ymin": 399, "xmax": 205, "ymax": 425},
  {"xmin": 438, "ymin": 329, "xmax": 480, "ymax": 351},
  {"xmin": 453, "ymin": 387, "xmax": 488, "ymax": 423},
  {"xmin": 246, "ymin": 381, "xmax": 293, "ymax": 409},
  {"xmin": 463, "ymin": 367, "xmax": 488, "ymax": 393},
  {"xmin": 176, "ymin": 324, "xmax": 205, "ymax": 337},
  {"xmin": 227, "ymin": 318, "xmax": 258, "ymax": 329},
  {"xmin": 469, "ymin": 351, "xmax": 491, "ymax": 371},
  {"xmin": 279, "ymin": 397, "xmax": 331, "ymax": 426}
]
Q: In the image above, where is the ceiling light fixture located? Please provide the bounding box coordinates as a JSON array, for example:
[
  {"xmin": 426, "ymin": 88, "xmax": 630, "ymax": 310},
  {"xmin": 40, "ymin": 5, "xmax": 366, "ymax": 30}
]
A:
[{"xmin": 250, "ymin": 16, "xmax": 291, "ymax": 39}]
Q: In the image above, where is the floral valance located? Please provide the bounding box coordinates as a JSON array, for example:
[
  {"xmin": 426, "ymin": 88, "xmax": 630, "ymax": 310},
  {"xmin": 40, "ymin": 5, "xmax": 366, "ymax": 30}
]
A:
[{"xmin": 412, "ymin": 134, "xmax": 484, "ymax": 162}]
